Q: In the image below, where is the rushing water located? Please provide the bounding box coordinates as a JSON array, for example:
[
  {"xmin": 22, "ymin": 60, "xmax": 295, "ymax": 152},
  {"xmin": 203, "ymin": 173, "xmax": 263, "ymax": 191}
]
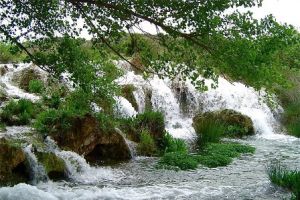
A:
[{"xmin": 0, "ymin": 63, "xmax": 299, "ymax": 199}]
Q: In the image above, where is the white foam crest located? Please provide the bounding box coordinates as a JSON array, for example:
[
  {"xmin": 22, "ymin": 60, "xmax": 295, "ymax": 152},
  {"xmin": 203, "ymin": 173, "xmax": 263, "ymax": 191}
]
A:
[
  {"xmin": 0, "ymin": 126, "xmax": 32, "ymax": 139},
  {"xmin": 114, "ymin": 96, "xmax": 137, "ymax": 118}
]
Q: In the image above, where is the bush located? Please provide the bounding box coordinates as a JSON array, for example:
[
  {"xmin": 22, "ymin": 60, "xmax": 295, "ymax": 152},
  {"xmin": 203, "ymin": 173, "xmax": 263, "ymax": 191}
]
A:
[
  {"xmin": 136, "ymin": 111, "xmax": 165, "ymax": 145},
  {"xmin": 268, "ymin": 163, "xmax": 300, "ymax": 199},
  {"xmin": 95, "ymin": 112, "xmax": 117, "ymax": 134},
  {"xmin": 158, "ymin": 152, "xmax": 198, "ymax": 170},
  {"xmin": 28, "ymin": 79, "xmax": 44, "ymax": 94},
  {"xmin": 160, "ymin": 132, "xmax": 188, "ymax": 154},
  {"xmin": 63, "ymin": 89, "xmax": 92, "ymax": 116},
  {"xmin": 0, "ymin": 122, "xmax": 6, "ymax": 131},
  {"xmin": 0, "ymin": 99, "xmax": 38, "ymax": 125},
  {"xmin": 193, "ymin": 117, "xmax": 226, "ymax": 147},
  {"xmin": 137, "ymin": 130, "xmax": 157, "ymax": 156},
  {"xmin": 34, "ymin": 109, "xmax": 72, "ymax": 134}
]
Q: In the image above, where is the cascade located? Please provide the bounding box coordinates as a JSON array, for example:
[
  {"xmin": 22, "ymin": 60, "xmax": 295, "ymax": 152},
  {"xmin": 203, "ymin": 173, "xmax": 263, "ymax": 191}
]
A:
[
  {"xmin": 44, "ymin": 137, "xmax": 123, "ymax": 184},
  {"xmin": 115, "ymin": 65, "xmax": 287, "ymax": 140},
  {"xmin": 23, "ymin": 145, "xmax": 48, "ymax": 184}
]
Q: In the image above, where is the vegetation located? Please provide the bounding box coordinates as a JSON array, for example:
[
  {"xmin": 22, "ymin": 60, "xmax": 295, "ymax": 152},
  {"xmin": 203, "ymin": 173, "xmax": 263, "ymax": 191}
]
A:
[
  {"xmin": 0, "ymin": 99, "xmax": 39, "ymax": 125},
  {"xmin": 268, "ymin": 163, "xmax": 300, "ymax": 199},
  {"xmin": 137, "ymin": 130, "xmax": 157, "ymax": 156},
  {"xmin": 160, "ymin": 132, "xmax": 188, "ymax": 154},
  {"xmin": 0, "ymin": 42, "xmax": 25, "ymax": 63},
  {"xmin": 158, "ymin": 152, "xmax": 198, "ymax": 171},
  {"xmin": 0, "ymin": 122, "xmax": 6, "ymax": 132},
  {"xmin": 196, "ymin": 143, "xmax": 255, "ymax": 168},
  {"xmin": 28, "ymin": 79, "xmax": 44, "ymax": 94}
]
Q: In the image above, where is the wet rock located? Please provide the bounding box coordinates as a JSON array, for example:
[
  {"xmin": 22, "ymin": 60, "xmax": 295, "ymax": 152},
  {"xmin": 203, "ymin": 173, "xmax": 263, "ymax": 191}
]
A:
[
  {"xmin": 50, "ymin": 114, "xmax": 132, "ymax": 163},
  {"xmin": 121, "ymin": 84, "xmax": 138, "ymax": 112},
  {"xmin": 0, "ymin": 65, "xmax": 8, "ymax": 76},
  {"xmin": 35, "ymin": 151, "xmax": 67, "ymax": 181},
  {"xmin": 0, "ymin": 138, "xmax": 30, "ymax": 186},
  {"xmin": 193, "ymin": 109, "xmax": 254, "ymax": 138}
]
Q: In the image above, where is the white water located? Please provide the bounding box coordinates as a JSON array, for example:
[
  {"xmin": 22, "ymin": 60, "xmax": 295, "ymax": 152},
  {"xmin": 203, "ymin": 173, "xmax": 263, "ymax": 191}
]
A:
[
  {"xmin": 0, "ymin": 63, "xmax": 41, "ymax": 101},
  {"xmin": 0, "ymin": 62, "xmax": 298, "ymax": 200}
]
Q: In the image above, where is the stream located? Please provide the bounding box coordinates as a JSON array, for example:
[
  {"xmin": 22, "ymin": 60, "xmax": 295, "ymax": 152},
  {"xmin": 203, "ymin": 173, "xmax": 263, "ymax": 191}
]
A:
[{"xmin": 0, "ymin": 63, "xmax": 299, "ymax": 200}]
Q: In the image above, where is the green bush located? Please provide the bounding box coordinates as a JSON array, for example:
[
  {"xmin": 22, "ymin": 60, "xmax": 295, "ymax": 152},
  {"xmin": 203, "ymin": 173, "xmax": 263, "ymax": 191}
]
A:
[
  {"xmin": 0, "ymin": 42, "xmax": 25, "ymax": 63},
  {"xmin": 28, "ymin": 79, "xmax": 44, "ymax": 94},
  {"xmin": 283, "ymin": 102, "xmax": 300, "ymax": 137},
  {"xmin": 0, "ymin": 99, "xmax": 37, "ymax": 125},
  {"xmin": 42, "ymin": 92, "xmax": 62, "ymax": 109},
  {"xmin": 137, "ymin": 130, "xmax": 157, "ymax": 156},
  {"xmin": 136, "ymin": 111, "xmax": 165, "ymax": 145},
  {"xmin": 268, "ymin": 163, "xmax": 300, "ymax": 199},
  {"xmin": 193, "ymin": 117, "xmax": 226, "ymax": 147},
  {"xmin": 96, "ymin": 112, "xmax": 117, "ymax": 134},
  {"xmin": 158, "ymin": 152, "xmax": 198, "ymax": 170},
  {"xmin": 63, "ymin": 89, "xmax": 91, "ymax": 116},
  {"xmin": 34, "ymin": 109, "xmax": 72, "ymax": 134},
  {"xmin": 161, "ymin": 132, "xmax": 188, "ymax": 154}
]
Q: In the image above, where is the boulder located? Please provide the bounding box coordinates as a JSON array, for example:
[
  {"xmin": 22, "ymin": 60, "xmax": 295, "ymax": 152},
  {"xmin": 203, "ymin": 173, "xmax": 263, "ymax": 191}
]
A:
[
  {"xmin": 193, "ymin": 109, "xmax": 254, "ymax": 138},
  {"xmin": 0, "ymin": 138, "xmax": 30, "ymax": 186},
  {"xmin": 50, "ymin": 114, "xmax": 132, "ymax": 163},
  {"xmin": 36, "ymin": 151, "xmax": 67, "ymax": 181},
  {"xmin": 12, "ymin": 65, "xmax": 45, "ymax": 92}
]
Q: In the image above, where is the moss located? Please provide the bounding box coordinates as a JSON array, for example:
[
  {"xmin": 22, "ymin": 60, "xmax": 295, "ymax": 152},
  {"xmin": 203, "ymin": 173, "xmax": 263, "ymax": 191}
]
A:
[
  {"xmin": 120, "ymin": 84, "xmax": 138, "ymax": 111},
  {"xmin": 0, "ymin": 138, "xmax": 30, "ymax": 186},
  {"xmin": 28, "ymin": 79, "xmax": 44, "ymax": 94},
  {"xmin": 36, "ymin": 152, "xmax": 66, "ymax": 180},
  {"xmin": 13, "ymin": 68, "xmax": 42, "ymax": 92}
]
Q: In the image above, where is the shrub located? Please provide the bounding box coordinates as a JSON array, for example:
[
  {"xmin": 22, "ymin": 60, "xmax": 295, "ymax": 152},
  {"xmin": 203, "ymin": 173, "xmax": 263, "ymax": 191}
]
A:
[
  {"xmin": 42, "ymin": 92, "xmax": 62, "ymax": 109},
  {"xmin": 160, "ymin": 132, "xmax": 188, "ymax": 154},
  {"xmin": 63, "ymin": 89, "xmax": 92, "ymax": 116},
  {"xmin": 34, "ymin": 109, "xmax": 72, "ymax": 134},
  {"xmin": 28, "ymin": 79, "xmax": 44, "ymax": 94},
  {"xmin": 158, "ymin": 152, "xmax": 198, "ymax": 170},
  {"xmin": 268, "ymin": 163, "xmax": 300, "ymax": 199},
  {"xmin": 136, "ymin": 111, "xmax": 165, "ymax": 145},
  {"xmin": 0, "ymin": 99, "xmax": 37, "ymax": 125},
  {"xmin": 95, "ymin": 112, "xmax": 117, "ymax": 134},
  {"xmin": 193, "ymin": 117, "xmax": 226, "ymax": 147},
  {"xmin": 137, "ymin": 130, "xmax": 157, "ymax": 156}
]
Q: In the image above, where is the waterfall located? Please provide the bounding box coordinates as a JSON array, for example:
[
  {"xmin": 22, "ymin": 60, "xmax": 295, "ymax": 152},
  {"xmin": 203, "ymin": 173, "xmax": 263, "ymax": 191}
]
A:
[
  {"xmin": 23, "ymin": 145, "xmax": 48, "ymax": 184},
  {"xmin": 116, "ymin": 65, "xmax": 286, "ymax": 140},
  {"xmin": 44, "ymin": 137, "xmax": 123, "ymax": 184}
]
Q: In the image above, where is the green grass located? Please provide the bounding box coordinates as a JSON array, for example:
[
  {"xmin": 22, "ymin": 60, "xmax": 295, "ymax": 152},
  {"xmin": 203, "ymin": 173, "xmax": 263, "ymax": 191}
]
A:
[
  {"xmin": 0, "ymin": 122, "xmax": 6, "ymax": 131},
  {"xmin": 268, "ymin": 163, "xmax": 300, "ymax": 199},
  {"xmin": 158, "ymin": 142, "xmax": 255, "ymax": 170},
  {"xmin": 193, "ymin": 117, "xmax": 226, "ymax": 147},
  {"xmin": 158, "ymin": 152, "xmax": 198, "ymax": 170},
  {"xmin": 0, "ymin": 99, "xmax": 38, "ymax": 125},
  {"xmin": 28, "ymin": 79, "xmax": 44, "ymax": 94},
  {"xmin": 137, "ymin": 130, "xmax": 157, "ymax": 156},
  {"xmin": 195, "ymin": 143, "xmax": 255, "ymax": 168},
  {"xmin": 160, "ymin": 132, "xmax": 188, "ymax": 154}
]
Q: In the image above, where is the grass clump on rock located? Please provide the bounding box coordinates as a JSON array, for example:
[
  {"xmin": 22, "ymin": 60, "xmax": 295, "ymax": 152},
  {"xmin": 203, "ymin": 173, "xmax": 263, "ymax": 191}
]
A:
[
  {"xmin": 268, "ymin": 163, "xmax": 300, "ymax": 199},
  {"xmin": 0, "ymin": 99, "xmax": 39, "ymax": 125},
  {"xmin": 137, "ymin": 130, "xmax": 157, "ymax": 156},
  {"xmin": 28, "ymin": 79, "xmax": 44, "ymax": 94}
]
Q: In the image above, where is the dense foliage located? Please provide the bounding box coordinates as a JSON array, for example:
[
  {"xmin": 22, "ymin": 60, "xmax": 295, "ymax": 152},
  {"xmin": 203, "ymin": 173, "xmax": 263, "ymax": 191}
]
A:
[{"xmin": 1, "ymin": 0, "xmax": 299, "ymax": 91}]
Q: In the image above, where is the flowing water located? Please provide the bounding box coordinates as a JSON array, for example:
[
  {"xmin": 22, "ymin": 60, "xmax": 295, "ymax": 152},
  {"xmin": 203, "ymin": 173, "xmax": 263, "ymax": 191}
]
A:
[{"xmin": 0, "ymin": 63, "xmax": 299, "ymax": 199}]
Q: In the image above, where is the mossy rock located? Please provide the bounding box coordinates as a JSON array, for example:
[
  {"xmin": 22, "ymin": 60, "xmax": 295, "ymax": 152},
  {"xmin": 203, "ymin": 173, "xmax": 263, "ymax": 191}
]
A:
[
  {"xmin": 121, "ymin": 84, "xmax": 138, "ymax": 112},
  {"xmin": 0, "ymin": 85, "xmax": 8, "ymax": 102},
  {"xmin": 0, "ymin": 65, "xmax": 8, "ymax": 76},
  {"xmin": 0, "ymin": 138, "xmax": 30, "ymax": 186},
  {"xmin": 194, "ymin": 109, "xmax": 254, "ymax": 138},
  {"xmin": 36, "ymin": 151, "xmax": 67, "ymax": 181},
  {"xmin": 12, "ymin": 66, "xmax": 43, "ymax": 92}
]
